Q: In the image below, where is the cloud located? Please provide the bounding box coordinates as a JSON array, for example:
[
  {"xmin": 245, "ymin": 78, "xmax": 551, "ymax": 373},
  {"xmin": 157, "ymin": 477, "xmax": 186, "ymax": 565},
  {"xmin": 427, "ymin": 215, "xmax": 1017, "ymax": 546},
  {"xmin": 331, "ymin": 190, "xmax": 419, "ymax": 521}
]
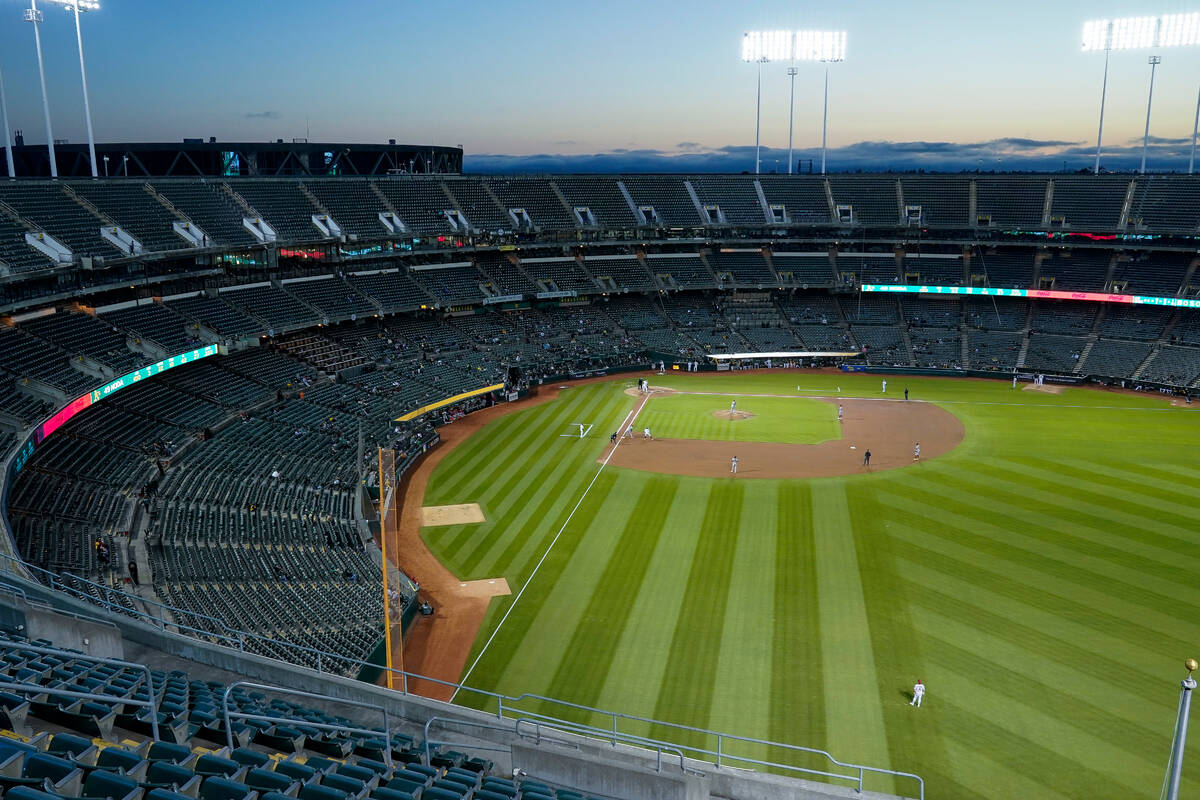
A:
[
  {"xmin": 244, "ymin": 111, "xmax": 282, "ymax": 119},
  {"xmin": 464, "ymin": 135, "xmax": 1193, "ymax": 174}
]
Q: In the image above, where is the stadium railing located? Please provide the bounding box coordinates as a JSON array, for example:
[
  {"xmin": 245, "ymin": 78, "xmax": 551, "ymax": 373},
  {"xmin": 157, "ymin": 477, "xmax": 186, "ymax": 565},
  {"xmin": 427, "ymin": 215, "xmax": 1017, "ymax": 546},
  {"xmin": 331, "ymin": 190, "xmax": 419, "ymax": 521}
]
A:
[{"xmin": 0, "ymin": 551, "xmax": 925, "ymax": 798}]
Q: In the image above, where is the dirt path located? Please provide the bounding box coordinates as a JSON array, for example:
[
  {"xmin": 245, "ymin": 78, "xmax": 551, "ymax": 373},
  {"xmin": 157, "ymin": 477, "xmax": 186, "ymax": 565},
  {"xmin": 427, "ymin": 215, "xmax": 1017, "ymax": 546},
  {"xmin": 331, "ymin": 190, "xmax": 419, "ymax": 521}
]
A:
[
  {"xmin": 386, "ymin": 371, "xmax": 659, "ymax": 699},
  {"xmin": 604, "ymin": 396, "xmax": 964, "ymax": 478}
]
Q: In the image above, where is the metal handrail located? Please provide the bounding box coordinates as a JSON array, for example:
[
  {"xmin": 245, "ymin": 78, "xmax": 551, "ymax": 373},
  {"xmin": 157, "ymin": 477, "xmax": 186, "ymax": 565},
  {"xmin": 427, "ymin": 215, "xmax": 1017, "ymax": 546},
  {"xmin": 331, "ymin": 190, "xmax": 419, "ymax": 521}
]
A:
[{"xmin": 219, "ymin": 680, "xmax": 394, "ymax": 769}]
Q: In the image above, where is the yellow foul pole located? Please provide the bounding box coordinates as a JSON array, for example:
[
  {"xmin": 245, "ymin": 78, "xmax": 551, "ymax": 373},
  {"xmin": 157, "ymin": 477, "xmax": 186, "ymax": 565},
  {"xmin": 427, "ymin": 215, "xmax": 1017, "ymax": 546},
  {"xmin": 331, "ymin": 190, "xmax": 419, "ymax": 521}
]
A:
[{"xmin": 378, "ymin": 447, "xmax": 398, "ymax": 690}]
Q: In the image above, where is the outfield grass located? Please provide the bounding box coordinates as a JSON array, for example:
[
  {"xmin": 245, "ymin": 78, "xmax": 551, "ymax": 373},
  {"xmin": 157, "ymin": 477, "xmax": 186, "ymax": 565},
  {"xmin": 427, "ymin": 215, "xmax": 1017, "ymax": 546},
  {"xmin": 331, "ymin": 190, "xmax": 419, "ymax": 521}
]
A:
[
  {"xmin": 419, "ymin": 372, "xmax": 1200, "ymax": 799},
  {"xmin": 635, "ymin": 392, "xmax": 840, "ymax": 443}
]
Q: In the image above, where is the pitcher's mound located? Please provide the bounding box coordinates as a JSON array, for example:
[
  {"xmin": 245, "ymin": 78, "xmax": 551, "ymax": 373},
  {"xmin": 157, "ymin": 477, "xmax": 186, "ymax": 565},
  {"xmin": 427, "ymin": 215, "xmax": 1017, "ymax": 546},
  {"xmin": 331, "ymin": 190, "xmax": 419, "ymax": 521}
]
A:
[
  {"xmin": 1022, "ymin": 383, "xmax": 1065, "ymax": 395},
  {"xmin": 712, "ymin": 409, "xmax": 755, "ymax": 421},
  {"xmin": 422, "ymin": 503, "xmax": 485, "ymax": 526}
]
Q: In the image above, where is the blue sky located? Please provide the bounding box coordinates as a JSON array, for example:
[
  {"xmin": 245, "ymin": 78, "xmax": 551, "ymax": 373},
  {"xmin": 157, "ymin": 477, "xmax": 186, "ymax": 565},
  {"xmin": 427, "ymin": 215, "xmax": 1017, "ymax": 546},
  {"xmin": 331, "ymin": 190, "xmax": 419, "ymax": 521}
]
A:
[{"xmin": 3, "ymin": 0, "xmax": 1200, "ymax": 171}]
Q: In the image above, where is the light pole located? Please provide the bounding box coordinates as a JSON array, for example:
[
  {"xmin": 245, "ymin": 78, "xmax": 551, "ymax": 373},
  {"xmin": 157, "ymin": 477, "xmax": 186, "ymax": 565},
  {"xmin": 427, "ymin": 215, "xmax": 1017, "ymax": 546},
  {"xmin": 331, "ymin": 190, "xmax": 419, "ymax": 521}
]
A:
[
  {"xmin": 102, "ymin": 154, "xmax": 108, "ymax": 176},
  {"xmin": 1141, "ymin": 54, "xmax": 1161, "ymax": 174},
  {"xmin": 1083, "ymin": 14, "xmax": 1200, "ymax": 174},
  {"xmin": 1191, "ymin": 84, "xmax": 1200, "ymax": 174},
  {"xmin": 821, "ymin": 64, "xmax": 830, "ymax": 175},
  {"xmin": 786, "ymin": 66, "xmax": 798, "ymax": 174},
  {"xmin": 755, "ymin": 56, "xmax": 765, "ymax": 174},
  {"xmin": 0, "ymin": 65, "xmax": 15, "ymax": 178},
  {"xmin": 795, "ymin": 30, "xmax": 845, "ymax": 176},
  {"xmin": 44, "ymin": 0, "xmax": 101, "ymax": 178},
  {"xmin": 742, "ymin": 31, "xmax": 790, "ymax": 175},
  {"xmin": 24, "ymin": 0, "xmax": 58, "ymax": 178},
  {"xmin": 1163, "ymin": 658, "xmax": 1197, "ymax": 800},
  {"xmin": 121, "ymin": 155, "xmax": 127, "ymax": 176}
]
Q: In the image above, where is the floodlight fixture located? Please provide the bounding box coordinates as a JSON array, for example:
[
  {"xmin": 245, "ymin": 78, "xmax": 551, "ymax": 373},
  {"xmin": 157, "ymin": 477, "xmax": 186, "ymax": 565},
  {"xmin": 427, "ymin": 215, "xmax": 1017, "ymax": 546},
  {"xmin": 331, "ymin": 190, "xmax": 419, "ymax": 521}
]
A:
[
  {"xmin": 794, "ymin": 29, "xmax": 846, "ymax": 62},
  {"xmin": 742, "ymin": 30, "xmax": 792, "ymax": 62},
  {"xmin": 40, "ymin": 0, "xmax": 100, "ymax": 177},
  {"xmin": 1083, "ymin": 13, "xmax": 1200, "ymax": 174}
]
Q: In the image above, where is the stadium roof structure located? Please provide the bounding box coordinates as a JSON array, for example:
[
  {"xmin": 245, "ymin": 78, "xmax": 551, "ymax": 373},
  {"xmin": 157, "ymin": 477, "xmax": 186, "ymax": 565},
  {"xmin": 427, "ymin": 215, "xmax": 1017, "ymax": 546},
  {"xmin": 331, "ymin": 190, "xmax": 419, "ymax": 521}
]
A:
[{"xmin": 0, "ymin": 138, "xmax": 462, "ymax": 178}]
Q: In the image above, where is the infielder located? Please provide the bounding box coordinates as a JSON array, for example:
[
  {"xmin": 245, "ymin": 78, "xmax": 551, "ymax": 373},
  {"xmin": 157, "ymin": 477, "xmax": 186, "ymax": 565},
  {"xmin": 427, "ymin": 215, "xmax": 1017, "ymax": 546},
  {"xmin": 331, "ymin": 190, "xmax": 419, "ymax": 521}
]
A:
[
  {"xmin": 838, "ymin": 404, "xmax": 844, "ymax": 422},
  {"xmin": 624, "ymin": 425, "xmax": 634, "ymax": 439},
  {"xmin": 882, "ymin": 379, "xmax": 887, "ymax": 393},
  {"xmin": 730, "ymin": 456, "xmax": 738, "ymax": 474},
  {"xmin": 910, "ymin": 679, "xmax": 925, "ymax": 707},
  {"xmin": 913, "ymin": 442, "xmax": 920, "ymax": 461},
  {"xmin": 643, "ymin": 427, "xmax": 652, "ymax": 440}
]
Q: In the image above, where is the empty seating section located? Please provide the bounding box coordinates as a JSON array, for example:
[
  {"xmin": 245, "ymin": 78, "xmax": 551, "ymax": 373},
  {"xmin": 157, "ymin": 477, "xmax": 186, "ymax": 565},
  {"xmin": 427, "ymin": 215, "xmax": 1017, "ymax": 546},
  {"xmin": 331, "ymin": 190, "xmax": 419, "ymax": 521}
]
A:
[
  {"xmin": 1109, "ymin": 252, "xmax": 1190, "ymax": 295},
  {"xmin": 1140, "ymin": 345, "xmax": 1200, "ymax": 386},
  {"xmin": 552, "ymin": 177, "xmax": 639, "ymax": 227},
  {"xmin": 840, "ymin": 294, "xmax": 898, "ymax": 324},
  {"xmin": 969, "ymin": 330, "xmax": 1022, "ymax": 370},
  {"xmin": 837, "ymin": 256, "xmax": 898, "ymax": 284},
  {"xmin": 644, "ymin": 255, "xmax": 712, "ymax": 288},
  {"xmin": 975, "ymin": 178, "xmax": 1046, "ymax": 227},
  {"xmin": 769, "ymin": 252, "xmax": 835, "ymax": 286},
  {"xmin": 620, "ymin": 177, "xmax": 700, "ymax": 226},
  {"xmin": 474, "ymin": 255, "xmax": 537, "ymax": 296},
  {"xmin": 166, "ymin": 295, "xmax": 263, "ymax": 338},
  {"xmin": 151, "ymin": 182, "xmax": 256, "ymax": 247},
  {"xmin": 1030, "ymin": 302, "xmax": 1095, "ymax": 335},
  {"xmin": 277, "ymin": 334, "xmax": 369, "ymax": 374},
  {"xmin": 964, "ymin": 298, "xmax": 1027, "ymax": 330},
  {"xmin": 828, "ymin": 177, "xmax": 899, "ymax": 225},
  {"xmin": 519, "ymin": 258, "xmax": 594, "ymax": 293},
  {"xmin": 484, "ymin": 179, "xmax": 574, "ymax": 229},
  {"xmin": 1098, "ymin": 306, "xmax": 1170, "ymax": 340},
  {"xmin": 902, "ymin": 256, "xmax": 963, "ymax": 284},
  {"xmin": 0, "ymin": 213, "xmax": 54, "ymax": 273},
  {"xmin": 0, "ymin": 631, "xmax": 611, "ymax": 800},
  {"xmin": 230, "ymin": 181, "xmax": 323, "ymax": 241},
  {"xmin": 1025, "ymin": 334, "xmax": 1086, "ymax": 372},
  {"xmin": 346, "ymin": 271, "xmax": 430, "ymax": 312},
  {"xmin": 909, "ymin": 328, "xmax": 961, "ymax": 369},
  {"xmin": 900, "ymin": 177, "xmax": 970, "ymax": 227},
  {"xmin": 1129, "ymin": 176, "xmax": 1200, "ymax": 232},
  {"xmin": 975, "ymin": 249, "xmax": 1035, "ymax": 288},
  {"xmin": 1083, "ymin": 339, "xmax": 1153, "ymax": 377},
  {"xmin": 756, "ymin": 176, "xmax": 830, "ymax": 224},
  {"xmin": 410, "ymin": 264, "xmax": 486, "ymax": 306},
  {"xmin": 851, "ymin": 325, "xmax": 906, "ymax": 364},
  {"xmin": 221, "ymin": 286, "xmax": 320, "ymax": 331},
  {"xmin": 0, "ymin": 184, "xmax": 109, "ymax": 257},
  {"xmin": 709, "ymin": 251, "xmax": 774, "ymax": 285},
  {"xmin": 0, "ymin": 377, "xmax": 51, "ymax": 424},
  {"xmin": 302, "ymin": 179, "xmax": 390, "ymax": 238},
  {"xmin": 372, "ymin": 179, "xmax": 454, "ymax": 234},
  {"xmin": 689, "ymin": 176, "xmax": 764, "ymax": 225},
  {"xmin": 101, "ymin": 304, "xmax": 197, "ymax": 352},
  {"xmin": 901, "ymin": 298, "xmax": 959, "ymax": 329},
  {"xmin": 282, "ymin": 278, "xmax": 377, "ymax": 321},
  {"xmin": 440, "ymin": 181, "xmax": 510, "ymax": 231},
  {"xmin": 580, "ymin": 257, "xmax": 653, "ymax": 291},
  {"xmin": 0, "ymin": 326, "xmax": 95, "ymax": 395},
  {"xmin": 71, "ymin": 182, "xmax": 187, "ymax": 252},
  {"xmin": 1050, "ymin": 177, "xmax": 1128, "ymax": 230},
  {"xmin": 1039, "ymin": 250, "xmax": 1110, "ymax": 291},
  {"xmin": 22, "ymin": 313, "xmax": 146, "ymax": 374},
  {"xmin": 1172, "ymin": 310, "xmax": 1200, "ymax": 346}
]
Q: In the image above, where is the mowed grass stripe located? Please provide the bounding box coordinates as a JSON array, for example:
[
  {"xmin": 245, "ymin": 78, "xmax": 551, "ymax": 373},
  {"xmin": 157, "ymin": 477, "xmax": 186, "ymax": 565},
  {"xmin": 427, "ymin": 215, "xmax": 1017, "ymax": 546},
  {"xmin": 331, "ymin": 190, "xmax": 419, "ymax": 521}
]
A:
[
  {"xmin": 455, "ymin": 468, "xmax": 620, "ymax": 703},
  {"xmin": 894, "ymin": 471, "xmax": 1200, "ymax": 582},
  {"xmin": 706, "ymin": 481, "xmax": 777, "ymax": 766},
  {"xmin": 879, "ymin": 478, "xmax": 1200, "ymax": 609},
  {"xmin": 769, "ymin": 483, "xmax": 824, "ymax": 770},
  {"xmin": 594, "ymin": 479, "xmax": 709, "ymax": 726},
  {"xmin": 895, "ymin": 563, "xmax": 1173, "ymax": 700},
  {"xmin": 450, "ymin": 389, "xmax": 626, "ymax": 573},
  {"xmin": 542, "ymin": 476, "xmax": 678, "ymax": 710},
  {"xmin": 1038, "ymin": 456, "xmax": 1200, "ymax": 506},
  {"xmin": 877, "ymin": 498, "xmax": 1200, "ymax": 638},
  {"xmin": 1089, "ymin": 457, "xmax": 1200, "ymax": 500},
  {"xmin": 813, "ymin": 483, "xmax": 892, "ymax": 781},
  {"xmin": 650, "ymin": 482, "xmax": 744, "ymax": 752}
]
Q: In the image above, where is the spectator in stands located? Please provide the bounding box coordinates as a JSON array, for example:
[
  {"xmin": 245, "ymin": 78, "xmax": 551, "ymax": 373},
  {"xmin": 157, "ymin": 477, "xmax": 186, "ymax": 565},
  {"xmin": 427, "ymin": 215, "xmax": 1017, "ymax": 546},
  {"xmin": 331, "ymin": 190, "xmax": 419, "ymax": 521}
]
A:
[{"xmin": 128, "ymin": 559, "xmax": 139, "ymax": 586}]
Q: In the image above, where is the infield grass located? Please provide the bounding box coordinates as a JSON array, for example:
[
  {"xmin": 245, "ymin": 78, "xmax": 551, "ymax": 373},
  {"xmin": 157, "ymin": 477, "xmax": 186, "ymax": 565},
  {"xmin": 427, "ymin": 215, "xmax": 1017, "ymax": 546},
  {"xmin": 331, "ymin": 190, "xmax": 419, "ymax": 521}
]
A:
[
  {"xmin": 636, "ymin": 392, "xmax": 840, "ymax": 443},
  {"xmin": 419, "ymin": 372, "xmax": 1200, "ymax": 800}
]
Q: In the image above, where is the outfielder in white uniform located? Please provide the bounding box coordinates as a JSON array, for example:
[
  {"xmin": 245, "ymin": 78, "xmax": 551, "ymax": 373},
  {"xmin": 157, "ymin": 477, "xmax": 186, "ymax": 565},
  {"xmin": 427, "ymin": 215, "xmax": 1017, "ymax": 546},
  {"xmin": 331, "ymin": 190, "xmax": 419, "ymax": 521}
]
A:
[
  {"xmin": 730, "ymin": 456, "xmax": 738, "ymax": 474},
  {"xmin": 910, "ymin": 680, "xmax": 925, "ymax": 707}
]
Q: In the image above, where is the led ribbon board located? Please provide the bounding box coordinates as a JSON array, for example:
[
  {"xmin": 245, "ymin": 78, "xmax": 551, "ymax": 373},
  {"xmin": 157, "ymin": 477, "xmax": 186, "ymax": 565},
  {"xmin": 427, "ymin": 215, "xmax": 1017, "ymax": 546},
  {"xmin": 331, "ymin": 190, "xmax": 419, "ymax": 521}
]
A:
[
  {"xmin": 21, "ymin": 345, "xmax": 222, "ymax": 469},
  {"xmin": 860, "ymin": 284, "xmax": 1200, "ymax": 309}
]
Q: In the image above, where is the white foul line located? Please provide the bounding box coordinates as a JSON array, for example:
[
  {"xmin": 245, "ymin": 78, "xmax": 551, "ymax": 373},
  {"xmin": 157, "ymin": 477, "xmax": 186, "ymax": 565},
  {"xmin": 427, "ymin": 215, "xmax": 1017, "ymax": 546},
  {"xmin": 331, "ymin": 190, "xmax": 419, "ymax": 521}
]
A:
[{"xmin": 451, "ymin": 391, "xmax": 653, "ymax": 701}]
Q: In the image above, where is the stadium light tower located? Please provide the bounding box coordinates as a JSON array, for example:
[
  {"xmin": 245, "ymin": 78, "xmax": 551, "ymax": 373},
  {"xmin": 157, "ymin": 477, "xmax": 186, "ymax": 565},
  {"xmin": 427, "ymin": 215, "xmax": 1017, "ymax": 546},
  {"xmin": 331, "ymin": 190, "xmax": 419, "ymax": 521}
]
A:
[
  {"xmin": 23, "ymin": 0, "xmax": 58, "ymax": 178},
  {"xmin": 1082, "ymin": 14, "xmax": 1200, "ymax": 174},
  {"xmin": 795, "ymin": 30, "xmax": 846, "ymax": 175},
  {"xmin": 1141, "ymin": 54, "xmax": 1161, "ymax": 174},
  {"xmin": 742, "ymin": 31, "xmax": 791, "ymax": 174},
  {"xmin": 42, "ymin": 0, "xmax": 100, "ymax": 178},
  {"xmin": 0, "ymin": 65, "xmax": 15, "ymax": 178}
]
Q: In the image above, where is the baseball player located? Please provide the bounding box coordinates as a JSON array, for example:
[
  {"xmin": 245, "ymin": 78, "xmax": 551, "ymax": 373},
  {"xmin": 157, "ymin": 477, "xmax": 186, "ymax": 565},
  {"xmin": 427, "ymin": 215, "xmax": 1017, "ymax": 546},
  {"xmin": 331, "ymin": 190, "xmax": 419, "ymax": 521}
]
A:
[
  {"xmin": 624, "ymin": 425, "xmax": 634, "ymax": 439},
  {"xmin": 913, "ymin": 442, "xmax": 920, "ymax": 461},
  {"xmin": 904, "ymin": 387, "xmax": 909, "ymax": 401},
  {"xmin": 579, "ymin": 423, "xmax": 585, "ymax": 438},
  {"xmin": 863, "ymin": 449, "xmax": 871, "ymax": 466},
  {"xmin": 882, "ymin": 379, "xmax": 887, "ymax": 393},
  {"xmin": 730, "ymin": 399, "xmax": 737, "ymax": 412},
  {"xmin": 838, "ymin": 404, "xmax": 844, "ymax": 422},
  {"xmin": 910, "ymin": 679, "xmax": 925, "ymax": 707},
  {"xmin": 730, "ymin": 456, "xmax": 738, "ymax": 474},
  {"xmin": 643, "ymin": 427, "xmax": 652, "ymax": 440}
]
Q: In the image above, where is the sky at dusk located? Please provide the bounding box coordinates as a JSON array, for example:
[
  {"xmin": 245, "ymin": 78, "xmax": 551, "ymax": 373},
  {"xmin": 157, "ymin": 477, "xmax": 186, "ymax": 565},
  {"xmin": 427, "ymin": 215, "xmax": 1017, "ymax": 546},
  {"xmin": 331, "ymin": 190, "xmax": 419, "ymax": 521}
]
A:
[{"xmin": 4, "ymin": 0, "xmax": 1200, "ymax": 172}]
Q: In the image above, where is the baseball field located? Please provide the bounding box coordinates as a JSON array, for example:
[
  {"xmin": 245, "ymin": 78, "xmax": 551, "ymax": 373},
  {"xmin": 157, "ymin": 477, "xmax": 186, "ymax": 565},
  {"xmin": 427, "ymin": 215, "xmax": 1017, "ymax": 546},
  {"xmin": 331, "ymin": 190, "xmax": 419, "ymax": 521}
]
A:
[{"xmin": 414, "ymin": 371, "xmax": 1200, "ymax": 799}]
